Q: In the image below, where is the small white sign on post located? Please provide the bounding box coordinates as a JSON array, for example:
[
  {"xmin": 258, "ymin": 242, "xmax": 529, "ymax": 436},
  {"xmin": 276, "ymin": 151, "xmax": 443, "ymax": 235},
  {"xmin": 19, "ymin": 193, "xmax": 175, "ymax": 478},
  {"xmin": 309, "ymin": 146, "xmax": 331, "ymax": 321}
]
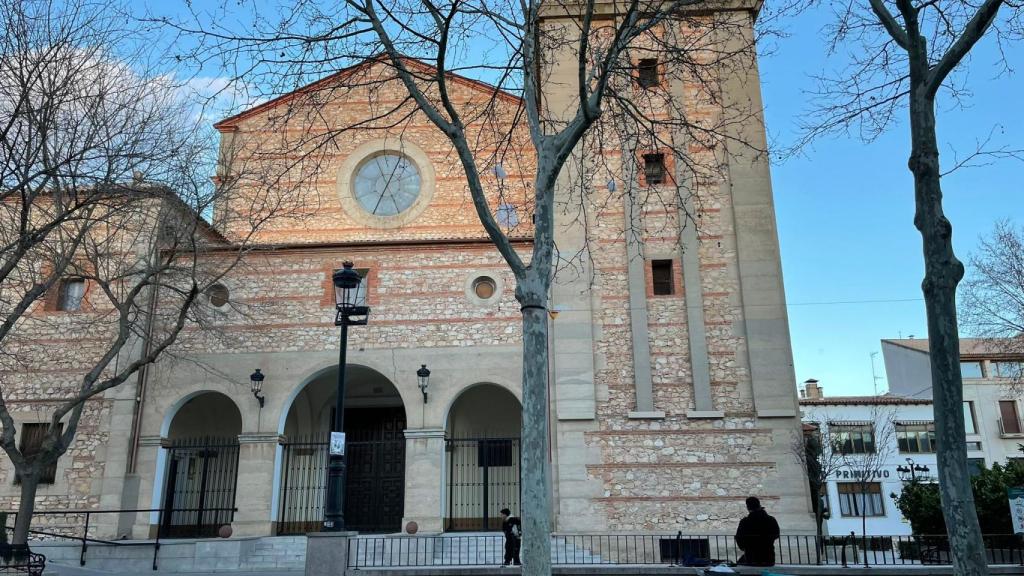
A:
[
  {"xmin": 330, "ymin": 432, "xmax": 346, "ymax": 456},
  {"xmin": 1009, "ymin": 487, "xmax": 1024, "ymax": 534}
]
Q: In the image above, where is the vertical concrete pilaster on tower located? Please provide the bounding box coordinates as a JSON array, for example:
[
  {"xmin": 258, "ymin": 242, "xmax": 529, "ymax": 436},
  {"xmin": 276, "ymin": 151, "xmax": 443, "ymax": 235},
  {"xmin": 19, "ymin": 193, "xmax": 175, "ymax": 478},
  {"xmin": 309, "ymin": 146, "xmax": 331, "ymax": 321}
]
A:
[
  {"xmin": 719, "ymin": 11, "xmax": 799, "ymax": 419},
  {"xmin": 666, "ymin": 66, "xmax": 718, "ymax": 419},
  {"xmin": 623, "ymin": 191, "xmax": 656, "ymax": 416},
  {"xmin": 401, "ymin": 427, "xmax": 446, "ymax": 533},
  {"xmin": 679, "ymin": 201, "xmax": 716, "ymax": 415},
  {"xmin": 232, "ymin": 432, "xmax": 282, "ymax": 537},
  {"xmin": 550, "ymin": 154, "xmax": 597, "ymax": 421}
]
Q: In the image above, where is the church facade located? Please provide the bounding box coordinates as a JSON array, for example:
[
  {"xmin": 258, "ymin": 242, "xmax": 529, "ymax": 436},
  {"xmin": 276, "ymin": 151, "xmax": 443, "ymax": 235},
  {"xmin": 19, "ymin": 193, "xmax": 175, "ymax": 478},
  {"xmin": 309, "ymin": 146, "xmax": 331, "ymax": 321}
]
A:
[{"xmin": 1, "ymin": 6, "xmax": 814, "ymax": 540}]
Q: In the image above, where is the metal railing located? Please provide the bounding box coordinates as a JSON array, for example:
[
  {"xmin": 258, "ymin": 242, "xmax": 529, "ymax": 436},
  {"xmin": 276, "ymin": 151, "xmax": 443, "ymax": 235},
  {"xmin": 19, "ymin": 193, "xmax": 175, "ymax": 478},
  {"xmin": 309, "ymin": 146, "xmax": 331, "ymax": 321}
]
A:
[
  {"xmin": 347, "ymin": 532, "xmax": 1024, "ymax": 568},
  {"xmin": 2, "ymin": 507, "xmax": 236, "ymax": 571}
]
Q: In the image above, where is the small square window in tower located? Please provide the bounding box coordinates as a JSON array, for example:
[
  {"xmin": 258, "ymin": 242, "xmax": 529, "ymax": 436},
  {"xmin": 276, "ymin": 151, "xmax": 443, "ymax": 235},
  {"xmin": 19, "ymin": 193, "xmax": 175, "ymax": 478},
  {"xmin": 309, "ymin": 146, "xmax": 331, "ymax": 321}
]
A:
[
  {"xmin": 636, "ymin": 58, "xmax": 659, "ymax": 88},
  {"xmin": 643, "ymin": 153, "xmax": 666, "ymax": 186},
  {"xmin": 651, "ymin": 259, "xmax": 674, "ymax": 295}
]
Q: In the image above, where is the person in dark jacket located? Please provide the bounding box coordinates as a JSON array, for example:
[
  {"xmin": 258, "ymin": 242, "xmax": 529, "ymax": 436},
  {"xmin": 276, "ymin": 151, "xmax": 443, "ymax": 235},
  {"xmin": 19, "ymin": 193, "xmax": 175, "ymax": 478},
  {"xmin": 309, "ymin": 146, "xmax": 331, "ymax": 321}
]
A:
[
  {"xmin": 500, "ymin": 508, "xmax": 521, "ymax": 566},
  {"xmin": 735, "ymin": 496, "xmax": 780, "ymax": 566}
]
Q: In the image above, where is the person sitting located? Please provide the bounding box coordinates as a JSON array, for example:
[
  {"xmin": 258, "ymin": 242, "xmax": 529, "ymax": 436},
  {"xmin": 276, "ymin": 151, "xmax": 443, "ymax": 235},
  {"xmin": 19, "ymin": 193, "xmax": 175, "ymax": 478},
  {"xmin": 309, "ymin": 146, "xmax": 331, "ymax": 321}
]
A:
[{"xmin": 735, "ymin": 496, "xmax": 780, "ymax": 566}]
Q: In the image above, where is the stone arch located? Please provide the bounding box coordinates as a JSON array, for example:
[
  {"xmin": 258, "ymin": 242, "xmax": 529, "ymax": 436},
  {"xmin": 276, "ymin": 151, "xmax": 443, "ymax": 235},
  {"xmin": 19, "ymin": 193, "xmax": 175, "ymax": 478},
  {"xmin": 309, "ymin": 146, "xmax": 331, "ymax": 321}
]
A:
[
  {"xmin": 160, "ymin": 389, "xmax": 243, "ymax": 438},
  {"xmin": 157, "ymin": 391, "xmax": 243, "ymax": 538},
  {"xmin": 273, "ymin": 363, "xmax": 407, "ymax": 534},
  {"xmin": 444, "ymin": 383, "xmax": 522, "ymax": 531},
  {"xmin": 445, "ymin": 382, "xmax": 522, "ymax": 439}
]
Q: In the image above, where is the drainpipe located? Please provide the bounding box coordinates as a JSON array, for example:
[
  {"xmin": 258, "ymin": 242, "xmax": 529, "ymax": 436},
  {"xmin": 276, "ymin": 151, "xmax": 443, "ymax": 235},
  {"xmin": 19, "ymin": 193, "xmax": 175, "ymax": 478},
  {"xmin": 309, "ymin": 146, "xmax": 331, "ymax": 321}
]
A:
[{"xmin": 125, "ymin": 244, "xmax": 164, "ymax": 473}]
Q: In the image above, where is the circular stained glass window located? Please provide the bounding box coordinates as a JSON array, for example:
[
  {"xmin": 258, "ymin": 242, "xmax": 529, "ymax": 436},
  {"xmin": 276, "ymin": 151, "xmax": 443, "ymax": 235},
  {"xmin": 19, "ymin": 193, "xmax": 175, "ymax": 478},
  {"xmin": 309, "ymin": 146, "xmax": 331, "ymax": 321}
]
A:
[{"xmin": 353, "ymin": 154, "xmax": 422, "ymax": 216}]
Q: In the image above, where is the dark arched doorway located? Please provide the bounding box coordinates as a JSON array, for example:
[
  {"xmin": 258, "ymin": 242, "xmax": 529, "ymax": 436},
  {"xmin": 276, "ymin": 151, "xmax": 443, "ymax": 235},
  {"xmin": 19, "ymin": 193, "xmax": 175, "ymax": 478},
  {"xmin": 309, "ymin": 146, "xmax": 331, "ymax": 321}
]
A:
[
  {"xmin": 162, "ymin": 392, "xmax": 242, "ymax": 537},
  {"xmin": 445, "ymin": 384, "xmax": 521, "ymax": 531},
  {"xmin": 278, "ymin": 365, "xmax": 406, "ymax": 534}
]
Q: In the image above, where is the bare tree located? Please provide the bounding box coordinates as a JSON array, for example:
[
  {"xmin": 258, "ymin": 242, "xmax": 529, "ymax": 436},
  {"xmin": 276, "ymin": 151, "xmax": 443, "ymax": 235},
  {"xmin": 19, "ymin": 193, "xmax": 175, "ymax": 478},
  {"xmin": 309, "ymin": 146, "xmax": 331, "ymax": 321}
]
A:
[
  {"xmin": 796, "ymin": 1, "xmax": 1023, "ymax": 572},
  {"xmin": 0, "ymin": 0, "xmax": 282, "ymax": 545},
  {"xmin": 960, "ymin": 220, "xmax": 1024, "ymax": 389},
  {"xmin": 832, "ymin": 407, "xmax": 897, "ymax": 557},
  {"xmin": 792, "ymin": 421, "xmax": 844, "ymax": 560},
  {"xmin": 157, "ymin": 1, "xmax": 791, "ymax": 573}
]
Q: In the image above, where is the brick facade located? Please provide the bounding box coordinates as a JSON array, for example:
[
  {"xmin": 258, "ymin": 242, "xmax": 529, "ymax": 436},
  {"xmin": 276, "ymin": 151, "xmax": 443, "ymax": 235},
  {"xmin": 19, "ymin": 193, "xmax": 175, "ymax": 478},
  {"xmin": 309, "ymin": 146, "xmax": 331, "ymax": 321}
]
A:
[{"xmin": 1, "ymin": 16, "xmax": 812, "ymax": 539}]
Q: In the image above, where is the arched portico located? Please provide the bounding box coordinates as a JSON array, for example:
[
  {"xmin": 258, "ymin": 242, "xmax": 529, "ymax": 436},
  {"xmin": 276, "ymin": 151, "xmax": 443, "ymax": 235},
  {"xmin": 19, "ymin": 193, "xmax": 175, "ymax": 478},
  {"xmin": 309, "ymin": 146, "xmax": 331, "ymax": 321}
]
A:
[
  {"xmin": 274, "ymin": 364, "xmax": 407, "ymax": 534},
  {"xmin": 157, "ymin": 391, "xmax": 243, "ymax": 538},
  {"xmin": 445, "ymin": 383, "xmax": 522, "ymax": 531}
]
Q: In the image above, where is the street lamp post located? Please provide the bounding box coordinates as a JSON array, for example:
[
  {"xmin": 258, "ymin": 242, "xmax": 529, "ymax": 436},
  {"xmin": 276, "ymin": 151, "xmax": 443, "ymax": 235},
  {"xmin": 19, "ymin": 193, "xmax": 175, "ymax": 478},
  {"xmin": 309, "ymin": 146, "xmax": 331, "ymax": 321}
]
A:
[
  {"xmin": 896, "ymin": 457, "xmax": 931, "ymax": 482},
  {"xmin": 323, "ymin": 261, "xmax": 369, "ymax": 532}
]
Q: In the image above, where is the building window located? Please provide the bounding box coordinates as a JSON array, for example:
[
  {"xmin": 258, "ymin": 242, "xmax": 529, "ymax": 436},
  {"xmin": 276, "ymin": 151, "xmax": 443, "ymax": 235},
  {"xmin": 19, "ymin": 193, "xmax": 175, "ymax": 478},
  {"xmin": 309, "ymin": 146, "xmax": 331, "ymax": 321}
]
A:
[
  {"xmin": 967, "ymin": 458, "xmax": 986, "ymax": 477},
  {"xmin": 472, "ymin": 276, "xmax": 497, "ymax": 300},
  {"xmin": 837, "ymin": 482, "xmax": 885, "ymax": 517},
  {"xmin": 966, "ymin": 441, "xmax": 983, "ymax": 451},
  {"xmin": 964, "ymin": 401, "xmax": 977, "ymax": 434},
  {"xmin": 636, "ymin": 58, "xmax": 659, "ymax": 88},
  {"xmin": 960, "ymin": 361, "xmax": 983, "ymax": 378},
  {"xmin": 15, "ymin": 423, "xmax": 62, "ymax": 485},
  {"xmin": 998, "ymin": 400, "xmax": 1022, "ymax": 435},
  {"xmin": 994, "ymin": 362, "xmax": 1023, "ymax": 379},
  {"xmin": 57, "ymin": 278, "xmax": 85, "ymax": 311},
  {"xmin": 830, "ymin": 423, "xmax": 876, "ymax": 454},
  {"xmin": 896, "ymin": 422, "xmax": 936, "ymax": 453},
  {"xmin": 353, "ymin": 153, "xmax": 422, "ymax": 216},
  {"xmin": 651, "ymin": 259, "xmax": 675, "ymax": 296},
  {"xmin": 643, "ymin": 153, "xmax": 666, "ymax": 186},
  {"xmin": 205, "ymin": 283, "xmax": 230, "ymax": 308}
]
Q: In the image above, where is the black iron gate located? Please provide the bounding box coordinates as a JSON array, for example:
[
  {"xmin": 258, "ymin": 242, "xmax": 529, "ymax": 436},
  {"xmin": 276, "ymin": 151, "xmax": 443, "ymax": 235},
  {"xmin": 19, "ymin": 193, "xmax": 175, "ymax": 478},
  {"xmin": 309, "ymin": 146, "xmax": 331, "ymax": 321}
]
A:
[
  {"xmin": 446, "ymin": 437, "xmax": 520, "ymax": 531},
  {"xmin": 161, "ymin": 437, "xmax": 239, "ymax": 538},
  {"xmin": 277, "ymin": 436, "xmax": 406, "ymax": 534},
  {"xmin": 277, "ymin": 406, "xmax": 407, "ymax": 535}
]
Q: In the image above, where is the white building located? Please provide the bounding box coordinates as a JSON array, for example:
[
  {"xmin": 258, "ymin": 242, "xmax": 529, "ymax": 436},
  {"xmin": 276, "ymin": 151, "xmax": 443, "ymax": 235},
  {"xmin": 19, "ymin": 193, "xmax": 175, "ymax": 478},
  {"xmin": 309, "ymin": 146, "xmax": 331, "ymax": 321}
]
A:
[
  {"xmin": 799, "ymin": 382, "xmax": 939, "ymax": 537},
  {"xmin": 882, "ymin": 338, "xmax": 1024, "ymax": 468}
]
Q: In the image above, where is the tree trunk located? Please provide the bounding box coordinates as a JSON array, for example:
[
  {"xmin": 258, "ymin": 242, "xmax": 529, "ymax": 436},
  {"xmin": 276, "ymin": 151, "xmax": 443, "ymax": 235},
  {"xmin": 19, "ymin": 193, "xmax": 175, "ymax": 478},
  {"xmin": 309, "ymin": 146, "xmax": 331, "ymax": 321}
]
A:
[
  {"xmin": 517, "ymin": 274, "xmax": 552, "ymax": 576},
  {"xmin": 908, "ymin": 76, "xmax": 989, "ymax": 575},
  {"xmin": 12, "ymin": 473, "xmax": 40, "ymax": 546}
]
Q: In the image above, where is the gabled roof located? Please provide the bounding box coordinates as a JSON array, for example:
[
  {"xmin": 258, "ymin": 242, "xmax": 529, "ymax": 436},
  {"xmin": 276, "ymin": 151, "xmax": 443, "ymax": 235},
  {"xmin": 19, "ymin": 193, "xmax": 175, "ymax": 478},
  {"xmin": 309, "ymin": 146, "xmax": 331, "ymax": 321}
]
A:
[{"xmin": 213, "ymin": 55, "xmax": 522, "ymax": 131}]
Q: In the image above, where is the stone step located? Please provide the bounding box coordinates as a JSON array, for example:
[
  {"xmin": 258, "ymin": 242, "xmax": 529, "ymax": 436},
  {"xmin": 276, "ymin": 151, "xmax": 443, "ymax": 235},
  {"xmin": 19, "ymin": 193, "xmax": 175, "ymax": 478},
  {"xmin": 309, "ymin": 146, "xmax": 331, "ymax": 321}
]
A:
[{"xmin": 351, "ymin": 535, "xmax": 605, "ymax": 567}]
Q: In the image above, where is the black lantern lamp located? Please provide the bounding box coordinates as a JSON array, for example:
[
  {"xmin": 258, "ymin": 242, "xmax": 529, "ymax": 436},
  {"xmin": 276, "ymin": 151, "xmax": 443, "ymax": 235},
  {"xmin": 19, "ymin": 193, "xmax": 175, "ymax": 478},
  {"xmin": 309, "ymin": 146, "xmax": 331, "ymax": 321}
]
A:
[
  {"xmin": 333, "ymin": 262, "xmax": 369, "ymax": 325},
  {"xmin": 417, "ymin": 364, "xmax": 431, "ymax": 403},
  {"xmin": 250, "ymin": 368, "xmax": 265, "ymax": 408},
  {"xmin": 323, "ymin": 261, "xmax": 371, "ymax": 532}
]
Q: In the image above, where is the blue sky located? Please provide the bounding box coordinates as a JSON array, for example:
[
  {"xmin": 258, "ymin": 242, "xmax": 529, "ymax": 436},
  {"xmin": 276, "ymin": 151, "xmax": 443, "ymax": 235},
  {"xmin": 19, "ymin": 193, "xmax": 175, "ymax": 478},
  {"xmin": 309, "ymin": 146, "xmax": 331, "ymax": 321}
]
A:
[{"xmin": 759, "ymin": 7, "xmax": 1024, "ymax": 396}]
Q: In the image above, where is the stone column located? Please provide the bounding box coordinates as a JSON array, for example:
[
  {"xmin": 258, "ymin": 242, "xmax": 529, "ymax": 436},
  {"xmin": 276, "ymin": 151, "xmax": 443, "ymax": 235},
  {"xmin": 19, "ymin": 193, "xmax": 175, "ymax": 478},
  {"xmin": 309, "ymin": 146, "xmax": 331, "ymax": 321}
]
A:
[
  {"xmin": 134, "ymin": 435, "xmax": 165, "ymax": 539},
  {"xmin": 402, "ymin": 427, "xmax": 446, "ymax": 533},
  {"xmin": 231, "ymin": 432, "xmax": 282, "ymax": 537}
]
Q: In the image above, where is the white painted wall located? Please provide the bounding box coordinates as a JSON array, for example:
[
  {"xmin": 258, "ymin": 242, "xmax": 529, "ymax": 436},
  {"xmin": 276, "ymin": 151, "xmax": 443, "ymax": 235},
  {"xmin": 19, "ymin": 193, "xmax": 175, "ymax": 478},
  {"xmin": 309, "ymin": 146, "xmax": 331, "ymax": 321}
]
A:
[{"xmin": 801, "ymin": 401, "xmax": 938, "ymax": 537}]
